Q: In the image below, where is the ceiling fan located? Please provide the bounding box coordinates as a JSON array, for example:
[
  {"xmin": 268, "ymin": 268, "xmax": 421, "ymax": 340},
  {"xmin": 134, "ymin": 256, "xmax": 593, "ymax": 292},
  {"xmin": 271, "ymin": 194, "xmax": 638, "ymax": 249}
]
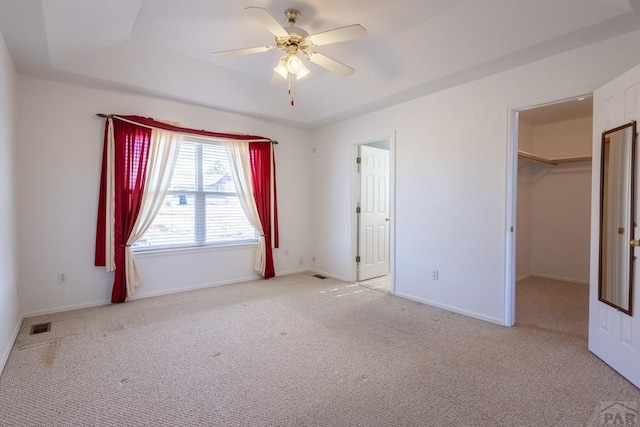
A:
[{"xmin": 211, "ymin": 6, "xmax": 366, "ymax": 105}]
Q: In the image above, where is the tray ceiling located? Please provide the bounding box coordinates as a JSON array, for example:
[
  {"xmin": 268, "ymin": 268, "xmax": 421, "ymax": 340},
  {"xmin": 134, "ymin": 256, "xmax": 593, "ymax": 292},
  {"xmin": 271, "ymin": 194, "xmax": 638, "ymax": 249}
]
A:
[{"xmin": 0, "ymin": 0, "xmax": 638, "ymax": 128}]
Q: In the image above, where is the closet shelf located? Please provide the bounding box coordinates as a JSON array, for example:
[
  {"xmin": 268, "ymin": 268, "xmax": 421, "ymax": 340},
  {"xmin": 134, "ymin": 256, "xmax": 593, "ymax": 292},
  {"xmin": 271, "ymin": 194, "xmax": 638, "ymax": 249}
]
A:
[{"xmin": 518, "ymin": 150, "xmax": 591, "ymax": 166}]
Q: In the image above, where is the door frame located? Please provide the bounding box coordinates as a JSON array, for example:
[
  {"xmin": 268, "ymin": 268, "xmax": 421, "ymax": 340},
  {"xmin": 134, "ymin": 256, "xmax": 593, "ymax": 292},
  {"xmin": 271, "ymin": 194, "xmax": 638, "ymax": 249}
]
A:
[
  {"xmin": 351, "ymin": 133, "xmax": 397, "ymax": 293},
  {"xmin": 504, "ymin": 86, "xmax": 597, "ymax": 326}
]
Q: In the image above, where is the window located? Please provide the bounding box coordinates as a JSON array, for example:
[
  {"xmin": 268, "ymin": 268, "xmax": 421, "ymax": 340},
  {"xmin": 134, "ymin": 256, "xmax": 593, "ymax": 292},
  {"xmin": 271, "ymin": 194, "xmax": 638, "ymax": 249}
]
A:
[{"xmin": 134, "ymin": 140, "xmax": 257, "ymax": 250}]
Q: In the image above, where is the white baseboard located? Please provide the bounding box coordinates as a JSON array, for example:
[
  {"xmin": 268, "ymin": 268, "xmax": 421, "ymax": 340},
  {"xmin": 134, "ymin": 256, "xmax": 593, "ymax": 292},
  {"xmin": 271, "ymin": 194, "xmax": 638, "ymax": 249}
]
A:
[
  {"xmin": 520, "ymin": 273, "xmax": 588, "ymax": 285},
  {"xmin": 516, "ymin": 273, "xmax": 532, "ymax": 282},
  {"xmin": 129, "ymin": 275, "xmax": 262, "ymax": 301},
  {"xmin": 394, "ymin": 291, "xmax": 504, "ymax": 326},
  {"xmin": 0, "ymin": 313, "xmax": 24, "ymax": 375},
  {"xmin": 21, "ymin": 299, "xmax": 111, "ymax": 318}
]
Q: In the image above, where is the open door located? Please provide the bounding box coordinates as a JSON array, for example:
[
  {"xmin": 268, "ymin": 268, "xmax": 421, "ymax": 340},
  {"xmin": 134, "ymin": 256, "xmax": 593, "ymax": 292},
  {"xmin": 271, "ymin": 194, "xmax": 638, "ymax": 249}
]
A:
[
  {"xmin": 589, "ymin": 63, "xmax": 640, "ymax": 388},
  {"xmin": 357, "ymin": 144, "xmax": 390, "ymax": 281}
]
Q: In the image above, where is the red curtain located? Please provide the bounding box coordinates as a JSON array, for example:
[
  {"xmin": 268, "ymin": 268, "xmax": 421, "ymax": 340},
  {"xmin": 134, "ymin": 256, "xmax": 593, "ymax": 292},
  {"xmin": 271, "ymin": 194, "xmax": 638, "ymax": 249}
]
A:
[
  {"xmin": 96, "ymin": 115, "xmax": 278, "ymax": 303},
  {"xmin": 94, "ymin": 124, "xmax": 109, "ymax": 266},
  {"xmin": 249, "ymin": 142, "xmax": 279, "ymax": 278},
  {"xmin": 95, "ymin": 119, "xmax": 152, "ymax": 303}
]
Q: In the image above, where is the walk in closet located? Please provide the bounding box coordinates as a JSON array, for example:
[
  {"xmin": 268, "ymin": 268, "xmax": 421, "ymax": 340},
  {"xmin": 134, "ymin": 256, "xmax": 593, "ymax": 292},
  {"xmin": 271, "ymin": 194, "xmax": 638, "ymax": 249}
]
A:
[{"xmin": 516, "ymin": 99, "xmax": 593, "ymax": 284}]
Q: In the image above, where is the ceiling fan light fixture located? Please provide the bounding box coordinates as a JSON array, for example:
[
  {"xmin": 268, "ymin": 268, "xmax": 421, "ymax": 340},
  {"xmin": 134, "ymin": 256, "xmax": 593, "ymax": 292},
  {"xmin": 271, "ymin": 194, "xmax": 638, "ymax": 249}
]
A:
[
  {"xmin": 286, "ymin": 54, "xmax": 303, "ymax": 74},
  {"xmin": 274, "ymin": 56, "xmax": 289, "ymax": 79},
  {"xmin": 215, "ymin": 6, "xmax": 367, "ymax": 105},
  {"xmin": 274, "ymin": 54, "xmax": 310, "ymax": 80},
  {"xmin": 295, "ymin": 62, "xmax": 310, "ymax": 80}
]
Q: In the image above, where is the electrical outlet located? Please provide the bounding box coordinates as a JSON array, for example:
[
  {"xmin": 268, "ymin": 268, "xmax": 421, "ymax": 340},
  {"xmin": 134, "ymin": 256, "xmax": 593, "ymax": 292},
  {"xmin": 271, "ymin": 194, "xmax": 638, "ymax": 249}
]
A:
[
  {"xmin": 58, "ymin": 272, "xmax": 67, "ymax": 284},
  {"xmin": 312, "ymin": 256, "xmax": 316, "ymax": 262},
  {"xmin": 432, "ymin": 270, "xmax": 439, "ymax": 281},
  {"xmin": 298, "ymin": 257, "xmax": 304, "ymax": 266}
]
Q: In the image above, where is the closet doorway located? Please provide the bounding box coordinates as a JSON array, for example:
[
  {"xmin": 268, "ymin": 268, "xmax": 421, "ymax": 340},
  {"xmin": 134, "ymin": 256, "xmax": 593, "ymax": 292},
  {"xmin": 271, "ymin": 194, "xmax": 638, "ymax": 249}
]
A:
[{"xmin": 512, "ymin": 96, "xmax": 593, "ymax": 331}]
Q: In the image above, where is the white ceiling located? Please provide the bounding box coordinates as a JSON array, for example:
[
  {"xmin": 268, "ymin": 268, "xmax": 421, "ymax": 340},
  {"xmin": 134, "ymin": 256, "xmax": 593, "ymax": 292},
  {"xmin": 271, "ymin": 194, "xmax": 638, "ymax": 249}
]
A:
[{"xmin": 0, "ymin": 0, "xmax": 639, "ymax": 128}]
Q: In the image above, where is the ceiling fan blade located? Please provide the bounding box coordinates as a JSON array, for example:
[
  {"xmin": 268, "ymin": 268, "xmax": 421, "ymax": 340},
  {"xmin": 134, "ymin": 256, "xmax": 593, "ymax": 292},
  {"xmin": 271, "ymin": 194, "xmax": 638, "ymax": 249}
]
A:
[
  {"xmin": 308, "ymin": 52, "xmax": 355, "ymax": 77},
  {"xmin": 308, "ymin": 24, "xmax": 366, "ymax": 46},
  {"xmin": 245, "ymin": 6, "xmax": 289, "ymax": 38},
  {"xmin": 211, "ymin": 46, "xmax": 274, "ymax": 58}
]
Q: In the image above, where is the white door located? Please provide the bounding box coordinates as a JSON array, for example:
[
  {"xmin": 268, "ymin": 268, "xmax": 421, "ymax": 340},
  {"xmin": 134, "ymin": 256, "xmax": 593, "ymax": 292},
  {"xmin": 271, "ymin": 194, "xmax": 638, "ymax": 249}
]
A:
[
  {"xmin": 358, "ymin": 145, "xmax": 390, "ymax": 281},
  {"xmin": 589, "ymin": 63, "xmax": 640, "ymax": 388}
]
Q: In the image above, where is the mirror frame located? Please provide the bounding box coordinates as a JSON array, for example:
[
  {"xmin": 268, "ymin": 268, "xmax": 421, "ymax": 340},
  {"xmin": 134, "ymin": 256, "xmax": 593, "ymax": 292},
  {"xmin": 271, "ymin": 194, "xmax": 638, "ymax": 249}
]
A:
[{"xmin": 598, "ymin": 120, "xmax": 637, "ymax": 316}]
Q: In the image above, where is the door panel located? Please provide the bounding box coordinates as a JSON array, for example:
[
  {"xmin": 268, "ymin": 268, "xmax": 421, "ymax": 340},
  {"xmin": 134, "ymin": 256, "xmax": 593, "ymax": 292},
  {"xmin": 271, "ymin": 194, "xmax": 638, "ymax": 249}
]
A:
[
  {"xmin": 590, "ymin": 63, "xmax": 640, "ymax": 388},
  {"xmin": 358, "ymin": 145, "xmax": 390, "ymax": 281}
]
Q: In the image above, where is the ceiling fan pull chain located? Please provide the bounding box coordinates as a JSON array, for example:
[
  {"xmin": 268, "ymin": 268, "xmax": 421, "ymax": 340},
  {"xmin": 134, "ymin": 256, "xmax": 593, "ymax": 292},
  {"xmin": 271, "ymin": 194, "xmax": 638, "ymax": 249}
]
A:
[{"xmin": 288, "ymin": 74, "xmax": 295, "ymax": 106}]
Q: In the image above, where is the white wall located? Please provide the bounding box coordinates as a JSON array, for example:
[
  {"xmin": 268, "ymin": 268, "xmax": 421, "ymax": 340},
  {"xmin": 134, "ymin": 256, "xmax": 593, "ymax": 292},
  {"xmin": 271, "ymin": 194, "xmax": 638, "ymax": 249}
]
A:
[
  {"xmin": 311, "ymin": 30, "xmax": 640, "ymax": 325},
  {"xmin": 16, "ymin": 77, "xmax": 311, "ymax": 315},
  {"xmin": 530, "ymin": 117, "xmax": 592, "ymax": 283},
  {"xmin": 516, "ymin": 120, "xmax": 533, "ymax": 280},
  {"xmin": 0, "ymin": 30, "xmax": 19, "ymax": 370}
]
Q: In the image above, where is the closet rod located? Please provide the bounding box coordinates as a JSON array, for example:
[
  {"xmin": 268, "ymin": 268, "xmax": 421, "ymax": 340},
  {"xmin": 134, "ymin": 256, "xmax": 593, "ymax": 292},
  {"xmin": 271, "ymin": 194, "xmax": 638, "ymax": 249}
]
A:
[{"xmin": 553, "ymin": 155, "xmax": 592, "ymax": 164}]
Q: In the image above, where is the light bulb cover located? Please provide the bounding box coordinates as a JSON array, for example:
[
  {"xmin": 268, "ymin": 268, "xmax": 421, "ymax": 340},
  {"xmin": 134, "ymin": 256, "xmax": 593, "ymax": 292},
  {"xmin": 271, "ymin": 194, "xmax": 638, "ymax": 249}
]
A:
[
  {"xmin": 274, "ymin": 56, "xmax": 289, "ymax": 79},
  {"xmin": 286, "ymin": 55, "xmax": 303, "ymax": 74},
  {"xmin": 296, "ymin": 62, "xmax": 310, "ymax": 80}
]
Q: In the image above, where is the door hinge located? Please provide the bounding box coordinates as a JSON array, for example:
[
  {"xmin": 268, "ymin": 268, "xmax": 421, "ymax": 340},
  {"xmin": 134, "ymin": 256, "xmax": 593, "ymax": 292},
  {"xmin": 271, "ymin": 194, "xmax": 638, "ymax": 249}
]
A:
[
  {"xmin": 356, "ymin": 157, "xmax": 361, "ymax": 164},
  {"xmin": 356, "ymin": 256, "xmax": 361, "ymax": 263},
  {"xmin": 356, "ymin": 206, "xmax": 361, "ymax": 214}
]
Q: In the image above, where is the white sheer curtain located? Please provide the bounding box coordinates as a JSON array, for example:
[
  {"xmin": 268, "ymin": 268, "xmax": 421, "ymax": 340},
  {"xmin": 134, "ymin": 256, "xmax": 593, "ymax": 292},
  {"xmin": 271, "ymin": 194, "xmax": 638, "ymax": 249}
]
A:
[
  {"xmin": 124, "ymin": 129, "xmax": 182, "ymax": 297},
  {"xmin": 223, "ymin": 140, "xmax": 267, "ymax": 275},
  {"xmin": 105, "ymin": 118, "xmax": 116, "ymax": 272}
]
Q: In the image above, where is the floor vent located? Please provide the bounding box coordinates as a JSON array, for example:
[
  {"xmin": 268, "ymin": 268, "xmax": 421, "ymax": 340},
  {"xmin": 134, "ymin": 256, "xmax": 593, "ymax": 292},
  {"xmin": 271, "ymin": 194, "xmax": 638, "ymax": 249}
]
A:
[
  {"xmin": 30, "ymin": 322, "xmax": 51, "ymax": 335},
  {"xmin": 312, "ymin": 274, "xmax": 327, "ymax": 279}
]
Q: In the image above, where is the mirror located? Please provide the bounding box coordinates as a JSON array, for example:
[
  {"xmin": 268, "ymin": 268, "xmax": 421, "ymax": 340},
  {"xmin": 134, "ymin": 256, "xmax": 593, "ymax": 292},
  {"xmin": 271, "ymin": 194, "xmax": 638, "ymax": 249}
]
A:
[{"xmin": 599, "ymin": 120, "xmax": 636, "ymax": 315}]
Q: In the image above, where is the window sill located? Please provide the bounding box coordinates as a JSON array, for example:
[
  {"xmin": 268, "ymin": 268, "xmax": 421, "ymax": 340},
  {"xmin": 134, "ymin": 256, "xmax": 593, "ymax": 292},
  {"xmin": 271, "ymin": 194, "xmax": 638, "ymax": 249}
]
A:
[{"xmin": 132, "ymin": 241, "xmax": 258, "ymax": 258}]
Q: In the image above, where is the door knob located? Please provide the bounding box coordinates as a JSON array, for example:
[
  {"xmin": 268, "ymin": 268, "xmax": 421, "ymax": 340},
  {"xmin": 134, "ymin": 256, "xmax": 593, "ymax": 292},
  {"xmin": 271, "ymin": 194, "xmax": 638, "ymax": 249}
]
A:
[
  {"xmin": 385, "ymin": 217, "xmax": 391, "ymax": 222},
  {"xmin": 630, "ymin": 239, "xmax": 640, "ymax": 247}
]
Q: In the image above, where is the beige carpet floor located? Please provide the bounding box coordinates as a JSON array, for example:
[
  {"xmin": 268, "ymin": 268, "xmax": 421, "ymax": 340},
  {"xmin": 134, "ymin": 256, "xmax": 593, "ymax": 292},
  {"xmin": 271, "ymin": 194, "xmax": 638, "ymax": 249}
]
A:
[
  {"xmin": 0, "ymin": 273, "xmax": 638, "ymax": 426},
  {"xmin": 357, "ymin": 275, "xmax": 390, "ymax": 293}
]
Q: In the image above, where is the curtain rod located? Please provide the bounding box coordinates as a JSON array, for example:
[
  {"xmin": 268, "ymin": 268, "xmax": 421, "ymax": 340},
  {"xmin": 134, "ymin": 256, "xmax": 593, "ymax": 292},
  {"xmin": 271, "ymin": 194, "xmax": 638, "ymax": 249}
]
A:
[{"xmin": 95, "ymin": 113, "xmax": 278, "ymax": 144}]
